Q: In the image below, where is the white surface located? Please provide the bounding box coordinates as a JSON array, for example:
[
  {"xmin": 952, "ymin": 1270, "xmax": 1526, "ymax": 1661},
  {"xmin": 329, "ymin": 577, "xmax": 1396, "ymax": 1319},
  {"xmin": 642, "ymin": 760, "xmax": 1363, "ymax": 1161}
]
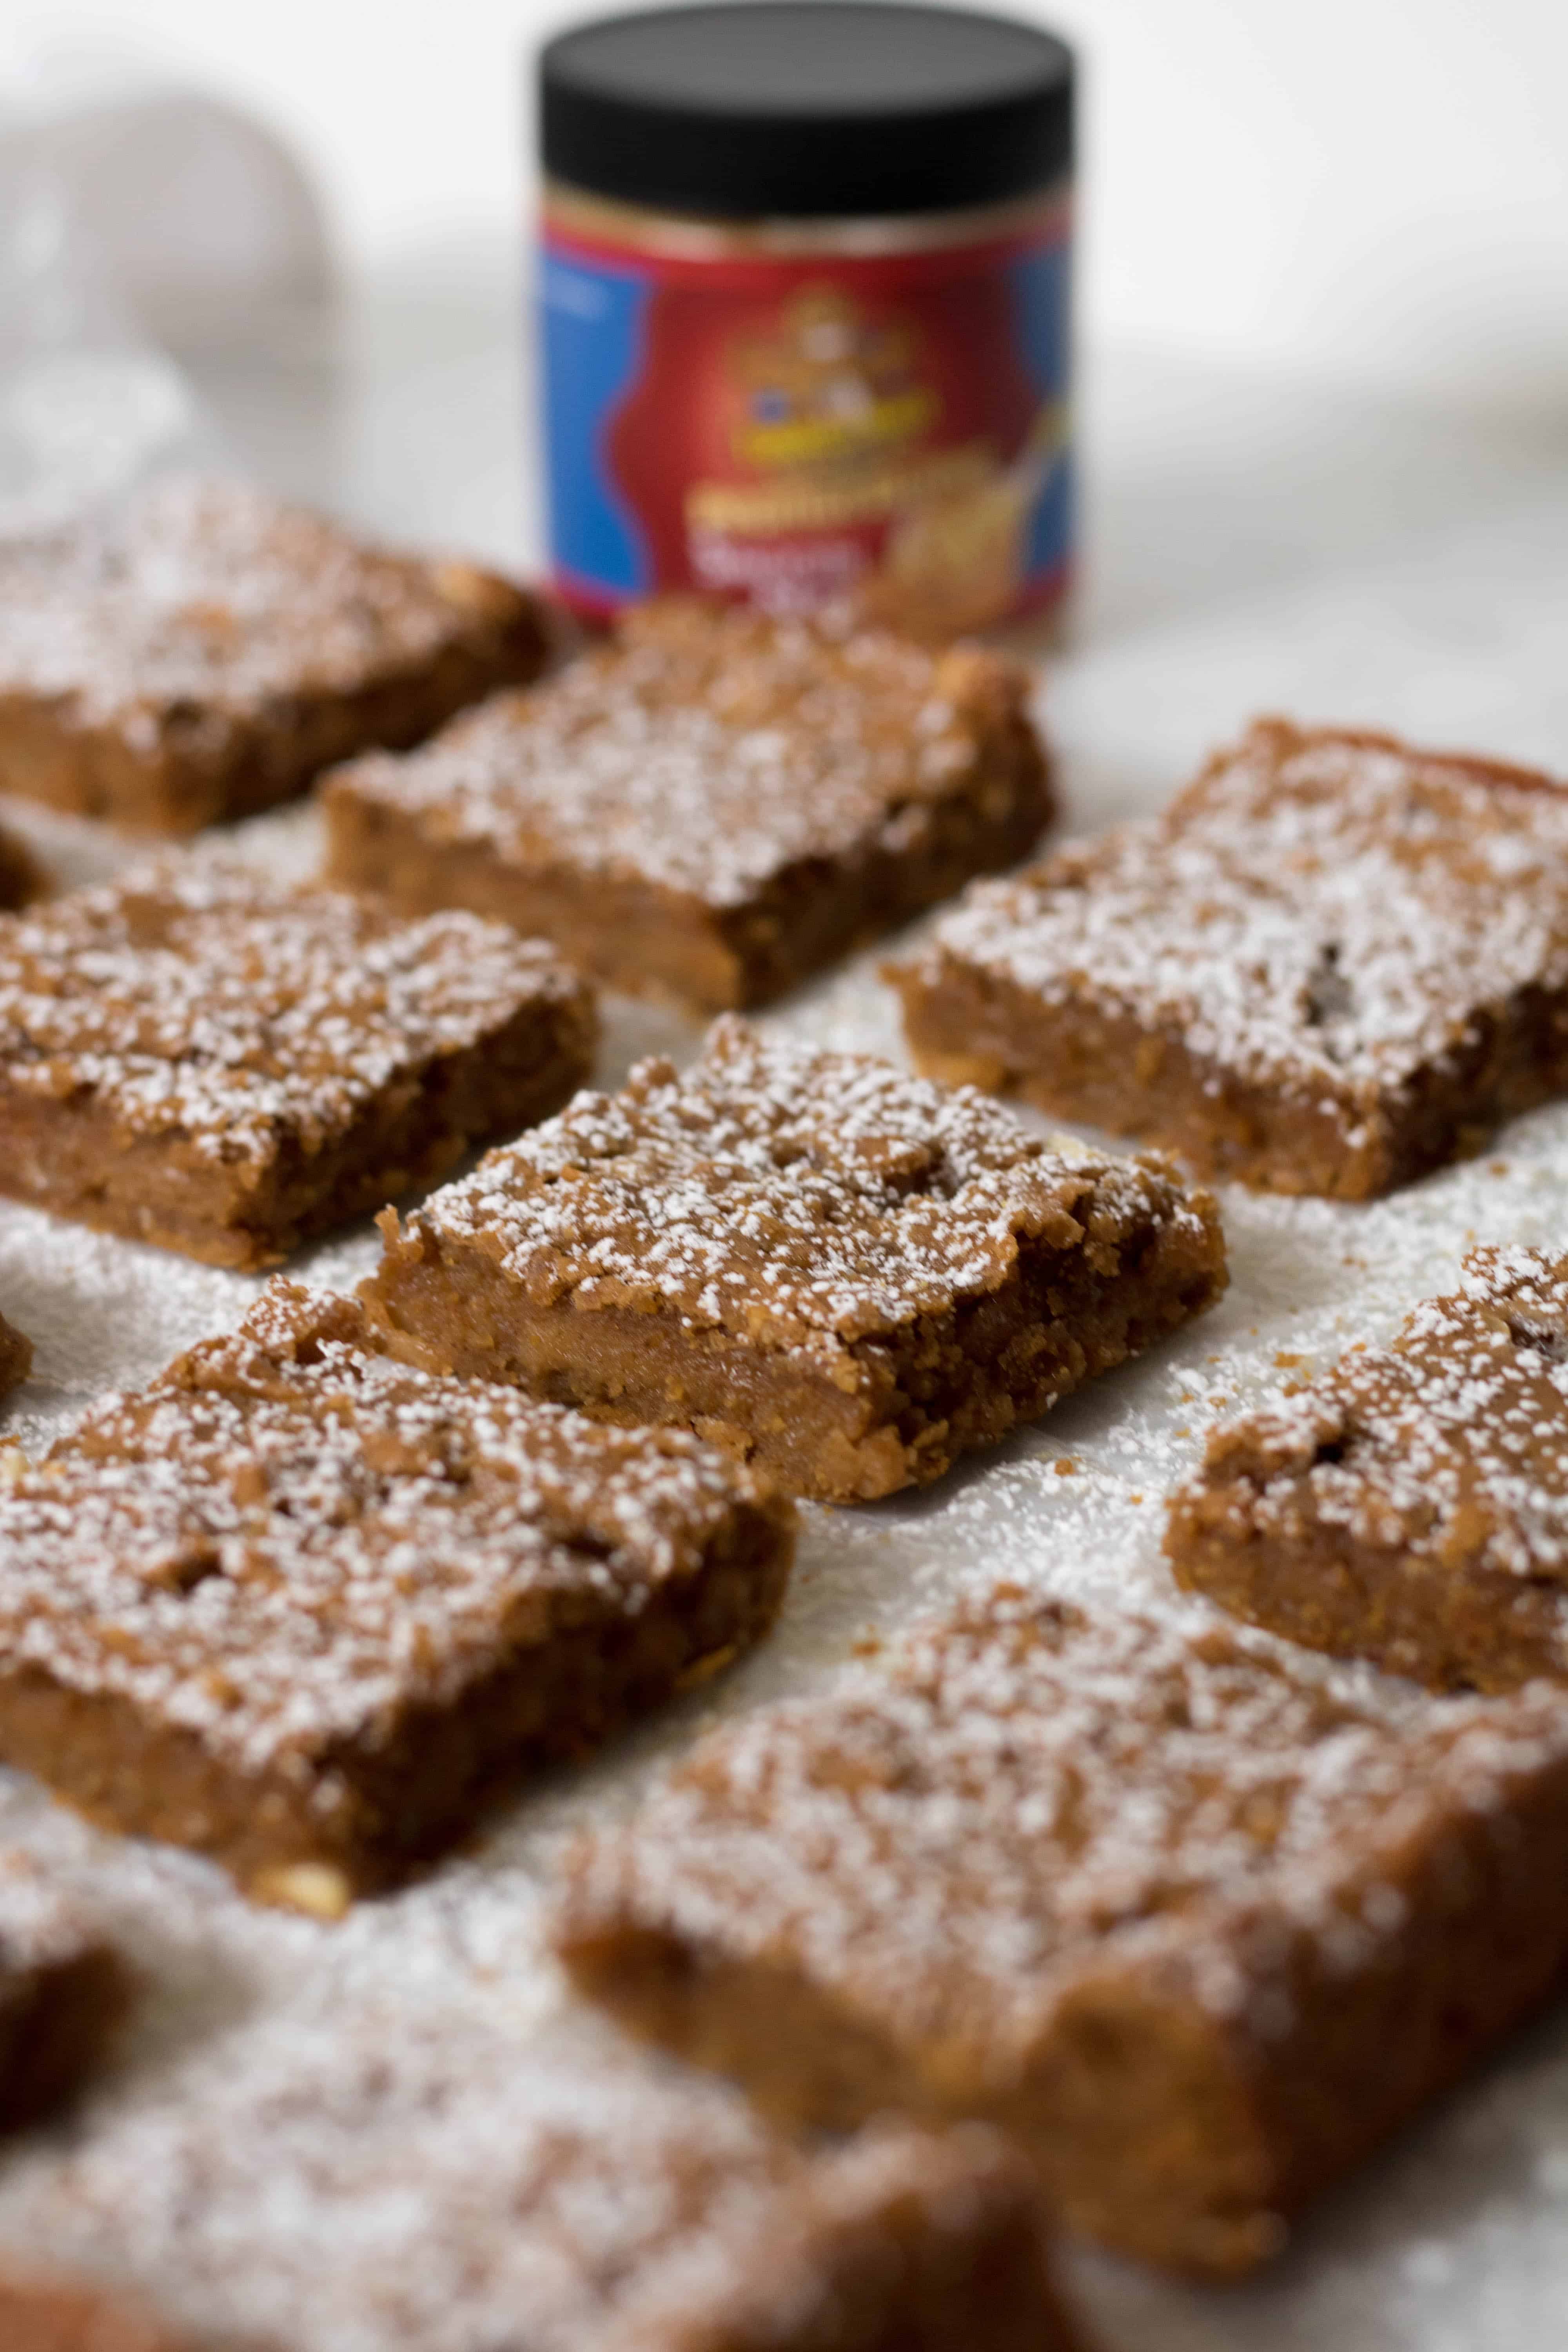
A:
[
  {"xmin": 12, "ymin": 0, "xmax": 1568, "ymax": 408},
  {"xmin": 1, "ymin": 285, "xmax": 1568, "ymax": 2344}
]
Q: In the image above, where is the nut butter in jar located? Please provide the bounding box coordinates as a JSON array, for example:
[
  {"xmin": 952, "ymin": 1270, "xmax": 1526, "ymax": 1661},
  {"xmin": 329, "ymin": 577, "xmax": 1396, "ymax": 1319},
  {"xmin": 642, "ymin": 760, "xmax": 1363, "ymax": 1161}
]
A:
[{"xmin": 537, "ymin": 2, "xmax": 1073, "ymax": 637}]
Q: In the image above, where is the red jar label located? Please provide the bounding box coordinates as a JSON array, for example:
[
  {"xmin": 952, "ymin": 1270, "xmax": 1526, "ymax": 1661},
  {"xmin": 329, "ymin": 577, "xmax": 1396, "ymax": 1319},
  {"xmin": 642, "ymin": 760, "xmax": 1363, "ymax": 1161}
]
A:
[{"xmin": 539, "ymin": 198, "xmax": 1072, "ymax": 634}]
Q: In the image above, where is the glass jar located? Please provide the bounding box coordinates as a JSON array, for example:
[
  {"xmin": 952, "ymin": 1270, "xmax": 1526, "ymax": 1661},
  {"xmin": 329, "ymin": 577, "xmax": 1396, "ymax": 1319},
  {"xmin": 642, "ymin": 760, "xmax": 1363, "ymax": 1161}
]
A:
[{"xmin": 537, "ymin": 2, "xmax": 1073, "ymax": 637}]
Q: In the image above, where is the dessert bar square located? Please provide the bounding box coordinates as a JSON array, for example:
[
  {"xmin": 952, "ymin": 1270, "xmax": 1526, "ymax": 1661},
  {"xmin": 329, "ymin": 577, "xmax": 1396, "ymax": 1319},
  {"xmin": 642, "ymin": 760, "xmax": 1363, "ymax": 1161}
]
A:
[
  {"xmin": 0, "ymin": 2016, "xmax": 1082, "ymax": 2352},
  {"xmin": 0, "ymin": 1283, "xmax": 795, "ymax": 1911},
  {"xmin": 556, "ymin": 1586, "xmax": 1568, "ymax": 2278},
  {"xmin": 893, "ymin": 718, "xmax": 1568, "ymax": 1198},
  {"xmin": 0, "ymin": 1851, "xmax": 128, "ymax": 2132},
  {"xmin": 321, "ymin": 598, "xmax": 1051, "ymax": 1013},
  {"xmin": 0, "ymin": 854, "xmax": 597, "ymax": 1268},
  {"xmin": 0, "ymin": 475, "xmax": 553, "ymax": 835},
  {"xmin": 0, "ymin": 1309, "xmax": 31, "ymax": 1402},
  {"xmin": 1168, "ymin": 1243, "xmax": 1568, "ymax": 1691},
  {"xmin": 363, "ymin": 1016, "xmax": 1226, "ymax": 1502}
]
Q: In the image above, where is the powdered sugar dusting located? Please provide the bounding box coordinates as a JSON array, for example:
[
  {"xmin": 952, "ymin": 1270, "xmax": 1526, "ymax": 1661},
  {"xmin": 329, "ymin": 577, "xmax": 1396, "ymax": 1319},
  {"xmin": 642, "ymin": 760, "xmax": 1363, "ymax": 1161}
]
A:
[
  {"xmin": 1166, "ymin": 1245, "xmax": 1568, "ymax": 1687},
  {"xmin": 0, "ymin": 1281, "xmax": 779, "ymax": 1780},
  {"xmin": 326, "ymin": 600, "xmax": 1025, "ymax": 907},
  {"xmin": 905, "ymin": 719, "xmax": 1568, "ymax": 1108},
  {"xmin": 0, "ymin": 1994, "xmax": 1022, "ymax": 2352},
  {"xmin": 400, "ymin": 1014, "xmax": 1217, "ymax": 1351},
  {"xmin": 0, "ymin": 851, "xmax": 586, "ymax": 1163},
  {"xmin": 562, "ymin": 1587, "xmax": 1568, "ymax": 2070},
  {"xmin": 1189, "ymin": 1245, "xmax": 1568, "ymax": 1582},
  {"xmin": 0, "ymin": 474, "xmax": 511, "ymax": 728}
]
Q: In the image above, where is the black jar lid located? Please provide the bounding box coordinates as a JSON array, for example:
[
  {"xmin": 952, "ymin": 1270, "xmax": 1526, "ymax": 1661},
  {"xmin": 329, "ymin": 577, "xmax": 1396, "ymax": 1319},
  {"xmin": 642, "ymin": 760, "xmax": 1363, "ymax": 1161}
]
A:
[{"xmin": 539, "ymin": 2, "xmax": 1073, "ymax": 220}]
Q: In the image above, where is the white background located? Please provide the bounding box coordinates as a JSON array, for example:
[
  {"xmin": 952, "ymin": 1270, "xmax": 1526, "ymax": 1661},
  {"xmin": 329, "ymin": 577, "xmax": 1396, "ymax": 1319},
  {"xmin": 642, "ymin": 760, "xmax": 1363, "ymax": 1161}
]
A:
[{"xmin": 11, "ymin": 0, "xmax": 1568, "ymax": 414}]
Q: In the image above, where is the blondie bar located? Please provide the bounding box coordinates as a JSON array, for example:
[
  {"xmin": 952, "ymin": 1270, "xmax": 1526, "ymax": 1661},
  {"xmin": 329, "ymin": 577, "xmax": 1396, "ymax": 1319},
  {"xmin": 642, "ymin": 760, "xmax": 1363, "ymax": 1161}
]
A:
[
  {"xmin": 557, "ymin": 1586, "xmax": 1568, "ymax": 2276},
  {"xmin": 0, "ymin": 2014, "xmax": 1083, "ymax": 2352},
  {"xmin": 1168, "ymin": 1243, "xmax": 1568, "ymax": 1690},
  {"xmin": 0, "ymin": 1852, "xmax": 127, "ymax": 2132},
  {"xmin": 321, "ymin": 599, "xmax": 1050, "ymax": 1013},
  {"xmin": 893, "ymin": 719, "xmax": 1568, "ymax": 1197},
  {"xmin": 364, "ymin": 1017, "xmax": 1226, "ymax": 1502},
  {"xmin": 0, "ymin": 855, "xmax": 596, "ymax": 1267},
  {"xmin": 0, "ymin": 1283, "xmax": 794, "ymax": 1910},
  {"xmin": 0, "ymin": 475, "xmax": 553, "ymax": 834}
]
